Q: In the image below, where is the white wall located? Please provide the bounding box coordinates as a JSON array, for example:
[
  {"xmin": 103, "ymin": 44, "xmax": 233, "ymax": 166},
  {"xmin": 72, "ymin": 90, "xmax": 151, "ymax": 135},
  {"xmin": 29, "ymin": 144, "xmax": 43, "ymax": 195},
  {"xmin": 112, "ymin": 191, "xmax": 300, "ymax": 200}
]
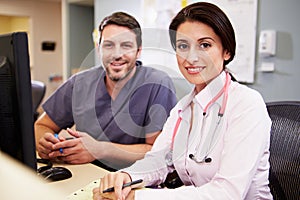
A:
[
  {"xmin": 0, "ymin": 0, "xmax": 62, "ymax": 98},
  {"xmin": 94, "ymin": 0, "xmax": 142, "ymax": 29},
  {"xmin": 2, "ymin": 0, "xmax": 299, "ymax": 102},
  {"xmin": 94, "ymin": 0, "xmax": 300, "ymax": 102},
  {"xmin": 94, "ymin": 0, "xmax": 183, "ymax": 78}
]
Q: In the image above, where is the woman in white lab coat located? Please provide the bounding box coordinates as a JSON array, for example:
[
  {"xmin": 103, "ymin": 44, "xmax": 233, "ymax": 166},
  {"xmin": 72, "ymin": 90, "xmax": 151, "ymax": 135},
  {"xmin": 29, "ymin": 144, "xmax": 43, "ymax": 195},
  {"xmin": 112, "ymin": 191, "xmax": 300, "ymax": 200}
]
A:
[{"xmin": 93, "ymin": 2, "xmax": 273, "ymax": 200}]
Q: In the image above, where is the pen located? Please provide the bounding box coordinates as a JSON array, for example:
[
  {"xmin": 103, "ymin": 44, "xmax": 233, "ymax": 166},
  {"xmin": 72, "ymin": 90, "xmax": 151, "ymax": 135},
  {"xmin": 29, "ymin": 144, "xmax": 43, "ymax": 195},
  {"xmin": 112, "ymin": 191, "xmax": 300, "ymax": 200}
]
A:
[
  {"xmin": 102, "ymin": 179, "xmax": 143, "ymax": 193},
  {"xmin": 54, "ymin": 133, "xmax": 63, "ymax": 154}
]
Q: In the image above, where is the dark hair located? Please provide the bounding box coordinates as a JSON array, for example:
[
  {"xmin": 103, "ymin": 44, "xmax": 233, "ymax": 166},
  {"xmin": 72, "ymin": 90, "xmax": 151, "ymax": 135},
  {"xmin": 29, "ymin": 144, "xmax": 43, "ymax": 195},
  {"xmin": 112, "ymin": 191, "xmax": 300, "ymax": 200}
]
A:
[
  {"xmin": 99, "ymin": 12, "xmax": 142, "ymax": 48},
  {"xmin": 169, "ymin": 2, "xmax": 236, "ymax": 66}
]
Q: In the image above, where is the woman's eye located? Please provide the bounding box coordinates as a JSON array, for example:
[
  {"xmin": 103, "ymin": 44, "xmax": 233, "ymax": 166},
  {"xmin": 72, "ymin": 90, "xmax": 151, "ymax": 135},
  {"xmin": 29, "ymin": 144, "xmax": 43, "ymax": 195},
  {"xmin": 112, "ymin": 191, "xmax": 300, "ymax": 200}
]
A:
[
  {"xmin": 177, "ymin": 43, "xmax": 189, "ymax": 50},
  {"xmin": 199, "ymin": 43, "xmax": 211, "ymax": 49}
]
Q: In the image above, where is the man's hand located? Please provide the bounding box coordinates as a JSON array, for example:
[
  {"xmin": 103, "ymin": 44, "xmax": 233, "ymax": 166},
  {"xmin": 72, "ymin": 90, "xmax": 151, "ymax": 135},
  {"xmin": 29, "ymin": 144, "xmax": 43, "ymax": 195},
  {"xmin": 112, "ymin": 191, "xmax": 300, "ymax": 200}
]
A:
[
  {"xmin": 37, "ymin": 132, "xmax": 61, "ymax": 159},
  {"xmin": 48, "ymin": 128, "xmax": 100, "ymax": 164}
]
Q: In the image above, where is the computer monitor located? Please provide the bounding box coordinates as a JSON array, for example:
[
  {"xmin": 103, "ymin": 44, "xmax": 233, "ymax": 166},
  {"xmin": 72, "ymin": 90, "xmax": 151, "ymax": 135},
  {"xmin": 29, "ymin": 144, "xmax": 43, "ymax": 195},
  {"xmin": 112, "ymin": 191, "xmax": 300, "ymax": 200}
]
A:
[{"xmin": 0, "ymin": 32, "xmax": 37, "ymax": 171}]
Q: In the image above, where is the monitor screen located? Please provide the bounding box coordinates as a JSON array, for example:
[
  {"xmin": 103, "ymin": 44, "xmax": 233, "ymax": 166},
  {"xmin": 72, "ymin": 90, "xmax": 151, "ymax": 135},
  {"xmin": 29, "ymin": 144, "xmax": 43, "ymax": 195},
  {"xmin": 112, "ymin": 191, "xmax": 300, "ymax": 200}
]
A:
[{"xmin": 0, "ymin": 32, "xmax": 37, "ymax": 171}]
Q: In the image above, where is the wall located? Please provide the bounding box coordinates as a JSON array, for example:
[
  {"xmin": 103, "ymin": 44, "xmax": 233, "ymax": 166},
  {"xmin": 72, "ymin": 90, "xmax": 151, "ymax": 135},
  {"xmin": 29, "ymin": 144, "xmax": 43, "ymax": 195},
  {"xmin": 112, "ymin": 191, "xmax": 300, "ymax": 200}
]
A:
[
  {"xmin": 93, "ymin": 0, "xmax": 191, "ymax": 99},
  {"xmin": 249, "ymin": 0, "xmax": 300, "ymax": 102},
  {"xmin": 93, "ymin": 0, "xmax": 300, "ymax": 102},
  {"xmin": 0, "ymin": 0, "xmax": 62, "ymax": 98},
  {"xmin": 0, "ymin": 15, "xmax": 11, "ymax": 31},
  {"xmin": 94, "ymin": 0, "xmax": 142, "ymax": 28},
  {"xmin": 68, "ymin": 3, "xmax": 94, "ymax": 76},
  {"xmin": 0, "ymin": 16, "xmax": 29, "ymax": 33},
  {"xmin": 1, "ymin": 0, "xmax": 299, "ymax": 102}
]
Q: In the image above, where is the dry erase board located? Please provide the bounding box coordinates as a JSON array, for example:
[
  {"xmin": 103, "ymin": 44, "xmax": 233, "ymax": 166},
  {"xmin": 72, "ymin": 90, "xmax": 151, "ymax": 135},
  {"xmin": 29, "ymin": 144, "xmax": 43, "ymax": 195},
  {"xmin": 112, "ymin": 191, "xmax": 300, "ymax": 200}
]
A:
[
  {"xmin": 142, "ymin": 0, "xmax": 258, "ymax": 83},
  {"xmin": 205, "ymin": 0, "xmax": 258, "ymax": 83}
]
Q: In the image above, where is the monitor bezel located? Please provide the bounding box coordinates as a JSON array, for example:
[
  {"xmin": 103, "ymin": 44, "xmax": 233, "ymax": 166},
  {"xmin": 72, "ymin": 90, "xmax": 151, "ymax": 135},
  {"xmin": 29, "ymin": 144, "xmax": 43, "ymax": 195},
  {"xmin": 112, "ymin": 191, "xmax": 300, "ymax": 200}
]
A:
[{"xmin": 0, "ymin": 32, "xmax": 37, "ymax": 171}]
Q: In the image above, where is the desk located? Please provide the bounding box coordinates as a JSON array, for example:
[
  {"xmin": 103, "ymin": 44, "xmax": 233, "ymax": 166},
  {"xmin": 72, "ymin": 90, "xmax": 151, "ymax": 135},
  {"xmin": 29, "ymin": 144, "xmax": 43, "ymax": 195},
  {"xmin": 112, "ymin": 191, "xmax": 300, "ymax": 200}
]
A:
[
  {"xmin": 41, "ymin": 162, "xmax": 108, "ymax": 197},
  {"xmin": 1, "ymin": 153, "xmax": 63, "ymax": 200},
  {"xmin": 1, "ymin": 152, "xmax": 108, "ymax": 199}
]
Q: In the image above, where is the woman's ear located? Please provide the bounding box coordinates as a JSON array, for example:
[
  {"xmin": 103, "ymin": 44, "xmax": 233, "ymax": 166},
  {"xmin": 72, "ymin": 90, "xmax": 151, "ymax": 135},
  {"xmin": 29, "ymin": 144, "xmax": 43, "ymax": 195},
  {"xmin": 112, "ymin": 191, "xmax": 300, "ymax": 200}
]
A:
[{"xmin": 223, "ymin": 50, "xmax": 231, "ymax": 61}]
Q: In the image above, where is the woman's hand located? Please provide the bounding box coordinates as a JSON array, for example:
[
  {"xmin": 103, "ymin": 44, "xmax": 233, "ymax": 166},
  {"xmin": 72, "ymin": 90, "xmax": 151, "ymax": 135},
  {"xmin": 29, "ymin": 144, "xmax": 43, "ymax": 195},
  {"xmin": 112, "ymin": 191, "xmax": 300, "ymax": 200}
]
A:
[
  {"xmin": 92, "ymin": 187, "xmax": 135, "ymax": 200},
  {"xmin": 93, "ymin": 172, "xmax": 135, "ymax": 200}
]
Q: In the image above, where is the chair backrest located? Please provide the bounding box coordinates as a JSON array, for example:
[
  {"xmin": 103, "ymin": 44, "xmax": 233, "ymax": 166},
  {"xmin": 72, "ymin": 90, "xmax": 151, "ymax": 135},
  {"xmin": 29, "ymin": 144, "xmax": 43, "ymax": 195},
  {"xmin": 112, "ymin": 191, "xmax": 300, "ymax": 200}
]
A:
[
  {"xmin": 31, "ymin": 80, "xmax": 46, "ymax": 121},
  {"xmin": 266, "ymin": 101, "xmax": 300, "ymax": 200}
]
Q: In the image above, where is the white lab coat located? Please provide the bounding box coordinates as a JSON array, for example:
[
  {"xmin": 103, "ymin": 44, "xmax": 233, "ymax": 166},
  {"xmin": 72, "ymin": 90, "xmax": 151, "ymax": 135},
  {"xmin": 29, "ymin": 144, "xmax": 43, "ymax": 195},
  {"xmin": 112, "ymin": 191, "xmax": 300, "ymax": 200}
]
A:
[{"xmin": 123, "ymin": 72, "xmax": 273, "ymax": 200}]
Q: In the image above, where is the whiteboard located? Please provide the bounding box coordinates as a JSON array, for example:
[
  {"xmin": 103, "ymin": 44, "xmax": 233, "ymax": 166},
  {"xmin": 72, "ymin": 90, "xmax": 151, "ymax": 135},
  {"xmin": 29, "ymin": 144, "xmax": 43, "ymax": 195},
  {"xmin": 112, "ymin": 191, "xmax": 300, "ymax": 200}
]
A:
[
  {"xmin": 141, "ymin": 0, "xmax": 258, "ymax": 83},
  {"xmin": 202, "ymin": 0, "xmax": 258, "ymax": 83}
]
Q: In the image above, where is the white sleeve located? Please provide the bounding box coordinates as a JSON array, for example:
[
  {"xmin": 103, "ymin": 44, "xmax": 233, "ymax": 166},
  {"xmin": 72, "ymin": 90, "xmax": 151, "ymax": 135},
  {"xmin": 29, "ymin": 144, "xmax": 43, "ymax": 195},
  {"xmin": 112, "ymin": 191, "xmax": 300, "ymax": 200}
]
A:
[
  {"xmin": 122, "ymin": 105, "xmax": 180, "ymax": 186},
  {"xmin": 135, "ymin": 186, "xmax": 209, "ymax": 200}
]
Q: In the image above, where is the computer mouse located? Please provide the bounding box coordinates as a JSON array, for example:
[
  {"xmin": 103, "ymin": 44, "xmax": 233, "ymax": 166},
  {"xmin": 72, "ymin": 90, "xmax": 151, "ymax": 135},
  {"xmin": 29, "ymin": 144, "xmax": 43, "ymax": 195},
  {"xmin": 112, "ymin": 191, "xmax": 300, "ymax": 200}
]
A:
[{"xmin": 39, "ymin": 167, "xmax": 72, "ymax": 182}]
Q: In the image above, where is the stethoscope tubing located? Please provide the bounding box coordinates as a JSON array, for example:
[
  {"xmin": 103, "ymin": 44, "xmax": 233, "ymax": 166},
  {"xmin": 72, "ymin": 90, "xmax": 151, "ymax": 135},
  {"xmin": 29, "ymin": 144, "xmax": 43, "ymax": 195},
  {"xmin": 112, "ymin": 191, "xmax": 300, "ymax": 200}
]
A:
[{"xmin": 167, "ymin": 72, "xmax": 231, "ymax": 165}]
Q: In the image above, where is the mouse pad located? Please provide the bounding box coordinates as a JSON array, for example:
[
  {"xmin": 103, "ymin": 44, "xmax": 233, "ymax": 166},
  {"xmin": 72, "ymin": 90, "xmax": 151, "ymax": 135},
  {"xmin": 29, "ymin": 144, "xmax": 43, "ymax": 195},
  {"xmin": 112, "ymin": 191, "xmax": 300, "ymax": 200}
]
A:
[{"xmin": 67, "ymin": 179, "xmax": 100, "ymax": 200}]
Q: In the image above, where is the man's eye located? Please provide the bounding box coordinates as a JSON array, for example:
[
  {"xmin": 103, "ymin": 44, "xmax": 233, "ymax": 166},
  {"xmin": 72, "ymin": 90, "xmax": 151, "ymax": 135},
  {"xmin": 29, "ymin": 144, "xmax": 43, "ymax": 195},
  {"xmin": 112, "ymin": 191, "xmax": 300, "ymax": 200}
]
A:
[
  {"xmin": 103, "ymin": 43, "xmax": 113, "ymax": 48},
  {"xmin": 122, "ymin": 43, "xmax": 133, "ymax": 49}
]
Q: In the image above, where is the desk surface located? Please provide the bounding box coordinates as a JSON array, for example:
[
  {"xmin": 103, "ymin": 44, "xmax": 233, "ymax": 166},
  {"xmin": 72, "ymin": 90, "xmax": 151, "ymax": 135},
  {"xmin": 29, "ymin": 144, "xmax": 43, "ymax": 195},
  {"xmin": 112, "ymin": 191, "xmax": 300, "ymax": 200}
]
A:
[
  {"xmin": 44, "ymin": 162, "xmax": 108, "ymax": 197},
  {"xmin": 0, "ymin": 152, "xmax": 108, "ymax": 199}
]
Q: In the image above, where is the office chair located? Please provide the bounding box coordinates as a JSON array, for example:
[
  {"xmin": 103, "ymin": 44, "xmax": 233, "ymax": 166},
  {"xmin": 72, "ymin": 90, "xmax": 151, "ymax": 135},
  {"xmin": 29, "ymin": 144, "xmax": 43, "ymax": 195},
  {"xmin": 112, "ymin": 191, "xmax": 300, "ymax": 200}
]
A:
[
  {"xmin": 31, "ymin": 80, "xmax": 46, "ymax": 121},
  {"xmin": 266, "ymin": 101, "xmax": 300, "ymax": 200}
]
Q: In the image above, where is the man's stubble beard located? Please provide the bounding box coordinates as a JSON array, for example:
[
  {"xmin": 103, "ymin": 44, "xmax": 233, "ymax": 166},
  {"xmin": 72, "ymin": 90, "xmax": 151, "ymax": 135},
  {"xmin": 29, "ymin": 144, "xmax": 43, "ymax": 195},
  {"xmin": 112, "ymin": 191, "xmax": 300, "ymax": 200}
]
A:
[{"xmin": 107, "ymin": 65, "xmax": 135, "ymax": 82}]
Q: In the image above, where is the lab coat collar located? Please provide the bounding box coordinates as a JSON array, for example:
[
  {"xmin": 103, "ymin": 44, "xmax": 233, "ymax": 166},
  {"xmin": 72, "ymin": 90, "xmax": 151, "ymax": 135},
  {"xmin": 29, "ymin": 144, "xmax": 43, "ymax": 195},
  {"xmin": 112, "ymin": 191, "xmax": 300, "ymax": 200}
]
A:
[{"xmin": 176, "ymin": 71, "xmax": 227, "ymax": 115}]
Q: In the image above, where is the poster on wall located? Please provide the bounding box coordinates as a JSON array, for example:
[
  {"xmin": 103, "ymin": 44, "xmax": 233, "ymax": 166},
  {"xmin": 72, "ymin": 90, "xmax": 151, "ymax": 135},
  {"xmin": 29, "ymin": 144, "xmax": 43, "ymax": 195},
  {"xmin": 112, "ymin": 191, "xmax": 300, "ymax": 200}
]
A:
[{"xmin": 142, "ymin": 0, "xmax": 258, "ymax": 83}]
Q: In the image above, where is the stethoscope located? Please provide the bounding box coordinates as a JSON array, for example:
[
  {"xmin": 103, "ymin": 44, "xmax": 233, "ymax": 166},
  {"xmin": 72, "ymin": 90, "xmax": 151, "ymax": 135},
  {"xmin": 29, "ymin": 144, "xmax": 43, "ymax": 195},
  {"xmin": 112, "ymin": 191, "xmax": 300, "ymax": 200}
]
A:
[{"xmin": 165, "ymin": 72, "xmax": 231, "ymax": 167}]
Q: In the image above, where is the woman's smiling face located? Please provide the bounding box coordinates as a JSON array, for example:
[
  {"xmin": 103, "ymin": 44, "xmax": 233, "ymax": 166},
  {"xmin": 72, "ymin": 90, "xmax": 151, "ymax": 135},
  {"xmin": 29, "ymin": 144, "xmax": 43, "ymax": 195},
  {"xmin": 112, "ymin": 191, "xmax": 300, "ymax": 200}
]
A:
[{"xmin": 175, "ymin": 21, "xmax": 230, "ymax": 93}]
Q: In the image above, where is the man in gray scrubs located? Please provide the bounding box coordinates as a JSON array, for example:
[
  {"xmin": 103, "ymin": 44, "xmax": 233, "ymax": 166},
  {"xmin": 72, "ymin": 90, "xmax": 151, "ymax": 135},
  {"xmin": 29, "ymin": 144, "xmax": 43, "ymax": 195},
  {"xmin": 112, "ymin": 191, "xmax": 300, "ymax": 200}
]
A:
[{"xmin": 35, "ymin": 12, "xmax": 177, "ymax": 171}]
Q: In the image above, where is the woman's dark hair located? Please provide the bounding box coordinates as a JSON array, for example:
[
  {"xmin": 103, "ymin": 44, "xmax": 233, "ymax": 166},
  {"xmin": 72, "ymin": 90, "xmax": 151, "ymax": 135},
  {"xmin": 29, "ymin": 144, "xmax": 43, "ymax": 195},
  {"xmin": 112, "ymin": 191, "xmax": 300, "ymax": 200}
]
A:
[
  {"xmin": 99, "ymin": 12, "xmax": 142, "ymax": 48},
  {"xmin": 169, "ymin": 2, "xmax": 236, "ymax": 66}
]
